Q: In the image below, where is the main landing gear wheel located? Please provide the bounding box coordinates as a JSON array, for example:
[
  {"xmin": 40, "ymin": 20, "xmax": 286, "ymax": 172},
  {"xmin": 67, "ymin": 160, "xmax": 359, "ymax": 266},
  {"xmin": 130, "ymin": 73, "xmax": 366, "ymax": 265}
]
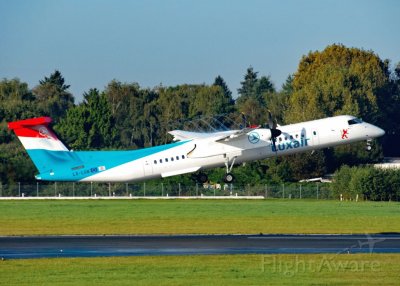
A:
[
  {"xmin": 223, "ymin": 173, "xmax": 235, "ymax": 183},
  {"xmin": 197, "ymin": 173, "xmax": 208, "ymax": 184}
]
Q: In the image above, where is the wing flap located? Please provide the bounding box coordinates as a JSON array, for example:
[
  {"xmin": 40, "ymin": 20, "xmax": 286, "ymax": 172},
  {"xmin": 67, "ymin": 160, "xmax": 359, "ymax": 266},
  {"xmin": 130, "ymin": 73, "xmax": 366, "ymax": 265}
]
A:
[{"xmin": 161, "ymin": 166, "xmax": 201, "ymax": 178}]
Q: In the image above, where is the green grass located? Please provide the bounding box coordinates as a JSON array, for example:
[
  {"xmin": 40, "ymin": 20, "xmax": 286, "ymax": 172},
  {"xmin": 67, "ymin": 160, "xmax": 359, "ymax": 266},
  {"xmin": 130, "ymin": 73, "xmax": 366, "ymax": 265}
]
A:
[
  {"xmin": 1, "ymin": 254, "xmax": 399, "ymax": 285},
  {"xmin": 0, "ymin": 199, "xmax": 399, "ymax": 235}
]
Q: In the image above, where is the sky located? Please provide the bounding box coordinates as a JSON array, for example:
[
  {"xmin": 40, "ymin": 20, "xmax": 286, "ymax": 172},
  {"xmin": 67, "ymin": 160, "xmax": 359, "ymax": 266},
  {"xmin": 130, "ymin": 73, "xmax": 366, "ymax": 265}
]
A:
[{"xmin": 1, "ymin": 0, "xmax": 399, "ymax": 102}]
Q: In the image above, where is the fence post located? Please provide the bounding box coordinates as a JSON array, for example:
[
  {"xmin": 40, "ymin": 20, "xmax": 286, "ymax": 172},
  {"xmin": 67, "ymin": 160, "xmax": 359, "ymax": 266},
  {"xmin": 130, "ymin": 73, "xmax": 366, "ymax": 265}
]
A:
[
  {"xmin": 0, "ymin": 182, "xmax": 2, "ymax": 197},
  {"xmin": 18, "ymin": 182, "xmax": 21, "ymax": 197},
  {"xmin": 54, "ymin": 182, "xmax": 57, "ymax": 197},
  {"xmin": 299, "ymin": 184, "xmax": 302, "ymax": 199},
  {"xmin": 265, "ymin": 184, "xmax": 268, "ymax": 198},
  {"xmin": 90, "ymin": 182, "xmax": 93, "ymax": 197},
  {"xmin": 108, "ymin": 183, "xmax": 111, "ymax": 197},
  {"xmin": 73, "ymin": 183, "xmax": 75, "ymax": 197},
  {"xmin": 282, "ymin": 183, "xmax": 285, "ymax": 199},
  {"xmin": 143, "ymin": 182, "xmax": 146, "ymax": 196},
  {"xmin": 317, "ymin": 183, "xmax": 319, "ymax": 200},
  {"xmin": 179, "ymin": 183, "xmax": 181, "ymax": 197},
  {"xmin": 196, "ymin": 183, "xmax": 198, "ymax": 197},
  {"xmin": 161, "ymin": 183, "xmax": 164, "ymax": 197},
  {"xmin": 37, "ymin": 182, "xmax": 39, "ymax": 197},
  {"xmin": 126, "ymin": 183, "xmax": 128, "ymax": 196}
]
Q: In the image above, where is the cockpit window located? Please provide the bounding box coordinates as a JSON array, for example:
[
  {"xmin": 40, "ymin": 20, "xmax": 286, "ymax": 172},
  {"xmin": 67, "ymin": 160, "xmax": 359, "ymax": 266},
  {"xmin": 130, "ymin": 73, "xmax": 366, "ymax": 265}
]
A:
[{"xmin": 348, "ymin": 118, "xmax": 363, "ymax": 125}]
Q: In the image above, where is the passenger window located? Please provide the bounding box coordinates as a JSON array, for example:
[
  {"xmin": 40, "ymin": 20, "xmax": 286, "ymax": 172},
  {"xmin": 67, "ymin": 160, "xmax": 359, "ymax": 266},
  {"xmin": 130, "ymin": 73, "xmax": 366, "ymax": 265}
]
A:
[
  {"xmin": 171, "ymin": 157, "xmax": 174, "ymax": 161},
  {"xmin": 154, "ymin": 160, "xmax": 157, "ymax": 164},
  {"xmin": 313, "ymin": 131, "xmax": 317, "ymax": 135},
  {"xmin": 176, "ymin": 156, "xmax": 179, "ymax": 160},
  {"xmin": 165, "ymin": 158, "xmax": 168, "ymax": 162},
  {"xmin": 182, "ymin": 155, "xmax": 185, "ymax": 159},
  {"xmin": 159, "ymin": 159, "xmax": 162, "ymax": 163}
]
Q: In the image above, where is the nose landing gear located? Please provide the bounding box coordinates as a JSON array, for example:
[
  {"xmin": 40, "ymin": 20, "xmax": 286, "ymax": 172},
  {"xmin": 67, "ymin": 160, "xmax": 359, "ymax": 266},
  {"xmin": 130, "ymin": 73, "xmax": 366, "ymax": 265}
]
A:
[{"xmin": 366, "ymin": 139, "xmax": 372, "ymax": 151}]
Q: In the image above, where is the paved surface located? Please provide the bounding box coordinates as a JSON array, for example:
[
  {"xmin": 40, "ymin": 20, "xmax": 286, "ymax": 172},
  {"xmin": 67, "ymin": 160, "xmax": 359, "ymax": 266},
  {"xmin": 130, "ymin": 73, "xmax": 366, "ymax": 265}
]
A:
[{"xmin": 1, "ymin": 234, "xmax": 400, "ymax": 259}]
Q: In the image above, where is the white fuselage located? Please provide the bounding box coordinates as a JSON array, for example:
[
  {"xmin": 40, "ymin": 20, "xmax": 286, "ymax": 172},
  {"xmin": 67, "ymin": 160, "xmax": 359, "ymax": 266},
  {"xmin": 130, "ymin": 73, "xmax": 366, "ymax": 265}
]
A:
[{"xmin": 82, "ymin": 115, "xmax": 385, "ymax": 182}]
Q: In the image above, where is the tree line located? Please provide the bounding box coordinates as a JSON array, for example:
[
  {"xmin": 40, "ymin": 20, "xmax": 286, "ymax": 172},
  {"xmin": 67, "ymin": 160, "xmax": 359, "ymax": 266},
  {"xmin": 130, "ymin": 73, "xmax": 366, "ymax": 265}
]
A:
[
  {"xmin": 332, "ymin": 166, "xmax": 400, "ymax": 201},
  {"xmin": 1, "ymin": 44, "xmax": 400, "ymax": 187}
]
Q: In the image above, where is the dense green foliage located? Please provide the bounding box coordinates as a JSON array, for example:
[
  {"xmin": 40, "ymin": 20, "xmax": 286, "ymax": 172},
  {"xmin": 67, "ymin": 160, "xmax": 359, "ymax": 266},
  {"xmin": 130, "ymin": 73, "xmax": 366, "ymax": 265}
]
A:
[
  {"xmin": 332, "ymin": 166, "xmax": 400, "ymax": 201},
  {"xmin": 1, "ymin": 44, "xmax": 400, "ymax": 195}
]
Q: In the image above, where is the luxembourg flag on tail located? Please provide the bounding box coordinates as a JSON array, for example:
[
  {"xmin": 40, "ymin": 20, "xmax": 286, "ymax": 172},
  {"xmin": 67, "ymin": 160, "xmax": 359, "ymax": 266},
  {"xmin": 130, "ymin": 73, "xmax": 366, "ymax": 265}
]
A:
[
  {"xmin": 8, "ymin": 117, "xmax": 75, "ymax": 178},
  {"xmin": 8, "ymin": 117, "xmax": 68, "ymax": 152}
]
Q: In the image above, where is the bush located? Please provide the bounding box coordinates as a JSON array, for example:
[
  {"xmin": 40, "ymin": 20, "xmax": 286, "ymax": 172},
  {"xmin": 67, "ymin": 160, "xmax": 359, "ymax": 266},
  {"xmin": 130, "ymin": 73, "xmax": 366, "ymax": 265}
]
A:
[{"xmin": 332, "ymin": 165, "xmax": 400, "ymax": 201}]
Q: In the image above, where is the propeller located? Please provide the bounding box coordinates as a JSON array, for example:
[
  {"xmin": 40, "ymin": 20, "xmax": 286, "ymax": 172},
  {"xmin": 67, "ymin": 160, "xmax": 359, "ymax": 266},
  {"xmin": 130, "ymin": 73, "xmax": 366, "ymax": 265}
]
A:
[
  {"xmin": 241, "ymin": 112, "xmax": 247, "ymax": 129},
  {"xmin": 267, "ymin": 111, "xmax": 281, "ymax": 152}
]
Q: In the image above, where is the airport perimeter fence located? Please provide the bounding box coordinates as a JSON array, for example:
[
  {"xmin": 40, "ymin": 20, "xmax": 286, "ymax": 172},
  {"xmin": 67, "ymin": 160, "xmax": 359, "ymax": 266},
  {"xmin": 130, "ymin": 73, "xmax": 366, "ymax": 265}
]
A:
[{"xmin": 0, "ymin": 182, "xmax": 334, "ymax": 199}]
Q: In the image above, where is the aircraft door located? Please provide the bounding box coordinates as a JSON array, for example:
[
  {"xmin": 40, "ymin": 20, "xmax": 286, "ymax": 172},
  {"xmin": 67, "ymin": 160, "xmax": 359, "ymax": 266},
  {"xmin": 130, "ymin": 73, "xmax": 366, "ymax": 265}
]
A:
[
  {"xmin": 143, "ymin": 160, "xmax": 153, "ymax": 176},
  {"xmin": 298, "ymin": 128, "xmax": 319, "ymax": 147}
]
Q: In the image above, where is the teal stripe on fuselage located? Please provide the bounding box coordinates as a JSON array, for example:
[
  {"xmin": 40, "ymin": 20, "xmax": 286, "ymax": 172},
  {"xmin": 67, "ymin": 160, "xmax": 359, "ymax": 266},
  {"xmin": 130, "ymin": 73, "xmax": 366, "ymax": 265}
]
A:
[{"xmin": 27, "ymin": 140, "xmax": 190, "ymax": 181}]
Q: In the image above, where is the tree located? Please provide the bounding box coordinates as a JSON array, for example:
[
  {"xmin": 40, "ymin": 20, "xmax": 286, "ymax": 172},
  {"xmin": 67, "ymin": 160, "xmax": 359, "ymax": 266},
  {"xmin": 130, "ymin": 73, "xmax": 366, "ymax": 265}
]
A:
[
  {"xmin": 213, "ymin": 75, "xmax": 232, "ymax": 99},
  {"xmin": 281, "ymin": 74, "xmax": 294, "ymax": 96},
  {"xmin": 39, "ymin": 70, "xmax": 70, "ymax": 91},
  {"xmin": 256, "ymin": 75, "xmax": 275, "ymax": 96},
  {"xmin": 0, "ymin": 78, "xmax": 40, "ymax": 184},
  {"xmin": 237, "ymin": 67, "xmax": 259, "ymax": 103},
  {"xmin": 284, "ymin": 44, "xmax": 390, "ymax": 168},
  {"xmin": 285, "ymin": 44, "xmax": 389, "ymax": 124},
  {"xmin": 33, "ymin": 70, "xmax": 74, "ymax": 120},
  {"xmin": 378, "ymin": 61, "xmax": 400, "ymax": 156},
  {"xmin": 55, "ymin": 89, "xmax": 115, "ymax": 150},
  {"xmin": 213, "ymin": 75, "xmax": 235, "ymax": 114},
  {"xmin": 236, "ymin": 67, "xmax": 272, "ymax": 125}
]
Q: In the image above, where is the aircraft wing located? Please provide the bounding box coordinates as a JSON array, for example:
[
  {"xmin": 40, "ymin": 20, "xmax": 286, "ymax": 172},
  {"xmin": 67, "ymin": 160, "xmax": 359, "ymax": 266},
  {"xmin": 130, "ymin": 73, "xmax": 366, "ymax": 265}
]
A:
[
  {"xmin": 169, "ymin": 130, "xmax": 237, "ymax": 142},
  {"xmin": 169, "ymin": 127, "xmax": 260, "ymax": 143},
  {"xmin": 214, "ymin": 126, "xmax": 260, "ymax": 143},
  {"xmin": 168, "ymin": 130, "xmax": 214, "ymax": 141}
]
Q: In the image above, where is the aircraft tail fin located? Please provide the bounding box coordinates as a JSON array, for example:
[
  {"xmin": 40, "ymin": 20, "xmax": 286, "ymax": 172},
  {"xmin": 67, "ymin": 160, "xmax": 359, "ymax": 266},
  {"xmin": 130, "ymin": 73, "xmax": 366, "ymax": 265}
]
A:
[{"xmin": 8, "ymin": 117, "xmax": 75, "ymax": 175}]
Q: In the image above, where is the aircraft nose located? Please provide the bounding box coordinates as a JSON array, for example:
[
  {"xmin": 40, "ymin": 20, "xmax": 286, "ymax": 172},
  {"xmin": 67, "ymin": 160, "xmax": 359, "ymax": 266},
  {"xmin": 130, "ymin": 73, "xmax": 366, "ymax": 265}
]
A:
[{"xmin": 371, "ymin": 125, "xmax": 385, "ymax": 138}]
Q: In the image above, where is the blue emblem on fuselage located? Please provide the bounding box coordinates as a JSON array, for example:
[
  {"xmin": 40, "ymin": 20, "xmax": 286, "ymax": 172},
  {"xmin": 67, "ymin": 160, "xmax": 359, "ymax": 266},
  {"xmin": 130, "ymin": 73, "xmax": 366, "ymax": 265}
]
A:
[{"xmin": 248, "ymin": 132, "xmax": 260, "ymax": 144}]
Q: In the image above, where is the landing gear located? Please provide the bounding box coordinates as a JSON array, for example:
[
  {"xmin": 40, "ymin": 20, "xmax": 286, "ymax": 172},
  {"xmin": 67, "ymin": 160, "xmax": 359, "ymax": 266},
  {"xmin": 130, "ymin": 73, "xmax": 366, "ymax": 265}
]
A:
[
  {"xmin": 223, "ymin": 173, "xmax": 235, "ymax": 183},
  {"xmin": 223, "ymin": 156, "xmax": 237, "ymax": 183},
  {"xmin": 196, "ymin": 173, "xmax": 208, "ymax": 184},
  {"xmin": 366, "ymin": 139, "xmax": 372, "ymax": 151}
]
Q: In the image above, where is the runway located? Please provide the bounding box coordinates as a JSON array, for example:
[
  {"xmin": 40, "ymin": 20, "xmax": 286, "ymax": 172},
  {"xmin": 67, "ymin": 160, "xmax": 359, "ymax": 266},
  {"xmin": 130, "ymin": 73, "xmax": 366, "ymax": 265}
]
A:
[{"xmin": 1, "ymin": 234, "xmax": 400, "ymax": 259}]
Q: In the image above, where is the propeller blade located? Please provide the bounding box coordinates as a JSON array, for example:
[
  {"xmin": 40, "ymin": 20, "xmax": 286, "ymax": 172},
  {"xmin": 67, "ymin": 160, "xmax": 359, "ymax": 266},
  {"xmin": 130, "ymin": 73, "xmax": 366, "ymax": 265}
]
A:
[
  {"xmin": 267, "ymin": 110, "xmax": 281, "ymax": 154},
  {"xmin": 271, "ymin": 128, "xmax": 281, "ymax": 138},
  {"xmin": 267, "ymin": 111, "xmax": 274, "ymax": 129}
]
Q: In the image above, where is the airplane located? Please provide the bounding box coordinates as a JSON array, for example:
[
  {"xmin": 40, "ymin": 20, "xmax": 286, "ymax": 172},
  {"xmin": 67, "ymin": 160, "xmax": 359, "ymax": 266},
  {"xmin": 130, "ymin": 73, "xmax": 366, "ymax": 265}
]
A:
[{"xmin": 8, "ymin": 115, "xmax": 385, "ymax": 183}]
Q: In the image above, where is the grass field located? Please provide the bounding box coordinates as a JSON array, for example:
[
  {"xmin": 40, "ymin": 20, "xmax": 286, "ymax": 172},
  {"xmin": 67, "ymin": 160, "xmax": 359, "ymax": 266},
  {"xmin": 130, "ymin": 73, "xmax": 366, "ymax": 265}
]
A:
[
  {"xmin": 1, "ymin": 254, "xmax": 400, "ymax": 285},
  {"xmin": 0, "ymin": 199, "xmax": 399, "ymax": 235},
  {"xmin": 1, "ymin": 199, "xmax": 400, "ymax": 285}
]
